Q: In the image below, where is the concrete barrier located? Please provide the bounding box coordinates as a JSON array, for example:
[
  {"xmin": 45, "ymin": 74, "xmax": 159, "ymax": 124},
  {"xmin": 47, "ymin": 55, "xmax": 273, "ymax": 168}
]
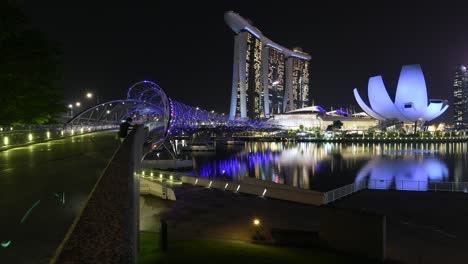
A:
[
  {"xmin": 140, "ymin": 178, "xmax": 176, "ymax": 201},
  {"xmin": 50, "ymin": 125, "xmax": 146, "ymax": 264},
  {"xmin": 178, "ymin": 174, "xmax": 325, "ymax": 205},
  {"xmin": 319, "ymin": 206, "xmax": 386, "ymax": 261}
]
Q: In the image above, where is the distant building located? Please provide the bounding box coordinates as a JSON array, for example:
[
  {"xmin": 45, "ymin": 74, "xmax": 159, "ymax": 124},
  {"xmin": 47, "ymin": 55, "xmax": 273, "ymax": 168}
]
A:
[
  {"xmin": 453, "ymin": 64, "xmax": 468, "ymax": 130},
  {"xmin": 224, "ymin": 11, "xmax": 311, "ymax": 120},
  {"xmin": 266, "ymin": 106, "xmax": 378, "ymax": 131},
  {"xmin": 354, "ymin": 64, "xmax": 448, "ymax": 125}
]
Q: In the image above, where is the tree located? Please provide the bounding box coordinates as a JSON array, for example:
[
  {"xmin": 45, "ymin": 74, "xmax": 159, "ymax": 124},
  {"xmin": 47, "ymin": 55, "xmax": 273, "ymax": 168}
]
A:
[
  {"xmin": 0, "ymin": 1, "xmax": 65, "ymax": 125},
  {"xmin": 332, "ymin": 120, "xmax": 343, "ymax": 130}
]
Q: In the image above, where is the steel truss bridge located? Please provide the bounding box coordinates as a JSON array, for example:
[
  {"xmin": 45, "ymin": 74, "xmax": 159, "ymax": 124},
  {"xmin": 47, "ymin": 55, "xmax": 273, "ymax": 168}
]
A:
[{"xmin": 67, "ymin": 81, "xmax": 276, "ymax": 147}]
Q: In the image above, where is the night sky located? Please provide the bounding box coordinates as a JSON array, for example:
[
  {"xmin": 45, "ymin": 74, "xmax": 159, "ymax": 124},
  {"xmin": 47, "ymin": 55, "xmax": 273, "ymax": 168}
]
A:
[{"xmin": 22, "ymin": 0, "xmax": 468, "ymax": 123}]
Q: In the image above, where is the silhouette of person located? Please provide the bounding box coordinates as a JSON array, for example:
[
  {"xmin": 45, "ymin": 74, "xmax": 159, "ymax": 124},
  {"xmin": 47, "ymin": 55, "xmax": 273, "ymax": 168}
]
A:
[{"xmin": 118, "ymin": 117, "xmax": 133, "ymax": 142}]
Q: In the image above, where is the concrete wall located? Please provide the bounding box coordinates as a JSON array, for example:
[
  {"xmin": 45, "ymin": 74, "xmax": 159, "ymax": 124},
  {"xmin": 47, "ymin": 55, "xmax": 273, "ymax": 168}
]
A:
[
  {"xmin": 319, "ymin": 206, "xmax": 386, "ymax": 261},
  {"xmin": 179, "ymin": 174, "xmax": 325, "ymax": 205},
  {"xmin": 140, "ymin": 177, "xmax": 176, "ymax": 201},
  {"xmin": 51, "ymin": 125, "xmax": 146, "ymax": 264}
]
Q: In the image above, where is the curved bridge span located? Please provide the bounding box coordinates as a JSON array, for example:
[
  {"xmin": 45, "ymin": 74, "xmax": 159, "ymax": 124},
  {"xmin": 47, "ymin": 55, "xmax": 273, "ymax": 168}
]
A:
[{"xmin": 67, "ymin": 81, "xmax": 246, "ymax": 145}]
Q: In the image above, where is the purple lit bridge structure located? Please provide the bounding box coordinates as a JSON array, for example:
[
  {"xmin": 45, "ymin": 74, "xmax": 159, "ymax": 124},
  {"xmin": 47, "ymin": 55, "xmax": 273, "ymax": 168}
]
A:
[{"xmin": 67, "ymin": 81, "xmax": 276, "ymax": 147}]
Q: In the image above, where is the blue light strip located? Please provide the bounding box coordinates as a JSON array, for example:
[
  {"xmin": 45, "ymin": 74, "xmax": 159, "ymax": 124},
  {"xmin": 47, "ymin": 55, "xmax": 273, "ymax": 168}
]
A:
[
  {"xmin": 243, "ymin": 26, "xmax": 261, "ymax": 39},
  {"xmin": 266, "ymin": 43, "xmax": 283, "ymax": 51}
]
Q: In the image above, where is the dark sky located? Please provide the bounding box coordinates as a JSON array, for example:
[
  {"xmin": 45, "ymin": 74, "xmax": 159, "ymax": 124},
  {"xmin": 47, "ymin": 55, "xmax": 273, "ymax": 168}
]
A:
[{"xmin": 22, "ymin": 0, "xmax": 468, "ymax": 123}]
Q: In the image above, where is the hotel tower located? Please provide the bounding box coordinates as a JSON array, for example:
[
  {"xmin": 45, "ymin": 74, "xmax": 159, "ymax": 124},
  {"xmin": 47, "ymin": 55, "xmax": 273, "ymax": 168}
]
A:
[{"xmin": 225, "ymin": 11, "xmax": 312, "ymax": 120}]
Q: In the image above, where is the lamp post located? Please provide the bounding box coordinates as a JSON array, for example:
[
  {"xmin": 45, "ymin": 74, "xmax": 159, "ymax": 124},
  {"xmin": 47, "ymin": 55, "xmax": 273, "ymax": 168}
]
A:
[
  {"xmin": 86, "ymin": 92, "xmax": 99, "ymax": 105},
  {"xmin": 68, "ymin": 104, "xmax": 73, "ymax": 117}
]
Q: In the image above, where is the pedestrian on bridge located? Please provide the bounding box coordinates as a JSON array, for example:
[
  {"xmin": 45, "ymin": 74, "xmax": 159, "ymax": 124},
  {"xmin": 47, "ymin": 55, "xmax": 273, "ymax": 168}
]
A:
[{"xmin": 118, "ymin": 117, "xmax": 134, "ymax": 142}]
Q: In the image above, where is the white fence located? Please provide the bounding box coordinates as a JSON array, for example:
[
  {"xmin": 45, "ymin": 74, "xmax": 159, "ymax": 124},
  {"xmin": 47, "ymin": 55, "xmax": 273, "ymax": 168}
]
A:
[{"xmin": 324, "ymin": 179, "xmax": 468, "ymax": 204}]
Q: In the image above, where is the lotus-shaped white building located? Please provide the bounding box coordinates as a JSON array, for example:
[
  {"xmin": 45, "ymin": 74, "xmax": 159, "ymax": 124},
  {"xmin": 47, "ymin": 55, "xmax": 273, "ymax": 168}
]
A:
[{"xmin": 353, "ymin": 64, "xmax": 448, "ymax": 124}]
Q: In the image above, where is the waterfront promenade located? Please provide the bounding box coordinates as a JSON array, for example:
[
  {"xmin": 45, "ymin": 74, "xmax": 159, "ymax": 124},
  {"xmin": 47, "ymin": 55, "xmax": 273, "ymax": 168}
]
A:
[{"xmin": 0, "ymin": 132, "xmax": 119, "ymax": 263}]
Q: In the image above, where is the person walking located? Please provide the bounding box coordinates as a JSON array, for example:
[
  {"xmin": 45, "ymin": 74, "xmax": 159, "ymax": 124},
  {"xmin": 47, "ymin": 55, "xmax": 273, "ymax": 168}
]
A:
[{"xmin": 118, "ymin": 117, "xmax": 133, "ymax": 142}]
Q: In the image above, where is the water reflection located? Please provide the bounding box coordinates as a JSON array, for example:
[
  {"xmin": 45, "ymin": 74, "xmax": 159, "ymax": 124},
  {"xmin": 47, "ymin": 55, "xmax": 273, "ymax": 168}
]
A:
[
  {"xmin": 191, "ymin": 142, "xmax": 468, "ymax": 191},
  {"xmin": 355, "ymin": 158, "xmax": 449, "ymax": 191}
]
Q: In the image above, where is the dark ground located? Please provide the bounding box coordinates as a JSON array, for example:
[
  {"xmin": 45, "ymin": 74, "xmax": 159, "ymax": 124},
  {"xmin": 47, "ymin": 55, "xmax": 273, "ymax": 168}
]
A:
[{"xmin": 140, "ymin": 185, "xmax": 468, "ymax": 264}]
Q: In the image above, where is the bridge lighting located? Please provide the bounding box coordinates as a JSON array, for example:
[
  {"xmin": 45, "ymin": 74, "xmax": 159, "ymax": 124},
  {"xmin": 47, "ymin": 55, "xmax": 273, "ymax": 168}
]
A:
[
  {"xmin": 61, "ymin": 131, "xmax": 64, "ymax": 136},
  {"xmin": 75, "ymin": 102, "xmax": 81, "ymax": 107},
  {"xmin": 106, "ymin": 110, "xmax": 110, "ymax": 114},
  {"xmin": 86, "ymin": 92, "xmax": 93, "ymax": 98},
  {"xmin": 211, "ymin": 110, "xmax": 214, "ymax": 114},
  {"xmin": 28, "ymin": 133, "xmax": 33, "ymax": 141},
  {"xmin": 80, "ymin": 128, "xmax": 84, "ymax": 133},
  {"xmin": 196, "ymin": 107, "xmax": 199, "ymax": 110},
  {"xmin": 68, "ymin": 104, "xmax": 73, "ymax": 108},
  {"xmin": 46, "ymin": 131, "xmax": 50, "ymax": 139},
  {"xmin": 3, "ymin": 136, "xmax": 8, "ymax": 145}
]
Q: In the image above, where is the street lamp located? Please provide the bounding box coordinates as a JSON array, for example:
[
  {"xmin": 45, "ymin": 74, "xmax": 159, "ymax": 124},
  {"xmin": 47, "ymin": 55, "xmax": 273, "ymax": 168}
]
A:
[
  {"xmin": 86, "ymin": 92, "xmax": 99, "ymax": 105},
  {"xmin": 75, "ymin": 102, "xmax": 81, "ymax": 107},
  {"xmin": 68, "ymin": 104, "xmax": 74, "ymax": 117}
]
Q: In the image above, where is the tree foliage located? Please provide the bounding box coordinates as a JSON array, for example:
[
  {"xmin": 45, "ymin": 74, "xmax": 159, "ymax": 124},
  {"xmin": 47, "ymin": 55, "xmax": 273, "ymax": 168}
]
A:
[{"xmin": 0, "ymin": 1, "xmax": 65, "ymax": 125}]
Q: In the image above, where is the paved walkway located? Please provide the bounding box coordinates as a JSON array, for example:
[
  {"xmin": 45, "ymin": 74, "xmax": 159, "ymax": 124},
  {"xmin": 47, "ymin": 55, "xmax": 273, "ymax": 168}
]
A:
[{"xmin": 0, "ymin": 132, "xmax": 119, "ymax": 263}]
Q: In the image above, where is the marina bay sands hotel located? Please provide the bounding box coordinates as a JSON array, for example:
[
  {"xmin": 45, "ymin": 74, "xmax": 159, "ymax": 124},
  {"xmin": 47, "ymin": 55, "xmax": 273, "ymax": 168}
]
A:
[{"xmin": 225, "ymin": 11, "xmax": 311, "ymax": 120}]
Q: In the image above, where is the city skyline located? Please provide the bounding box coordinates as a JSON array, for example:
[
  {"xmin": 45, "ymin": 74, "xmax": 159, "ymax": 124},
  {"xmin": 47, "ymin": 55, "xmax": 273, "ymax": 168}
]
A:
[{"xmin": 23, "ymin": 1, "xmax": 468, "ymax": 123}]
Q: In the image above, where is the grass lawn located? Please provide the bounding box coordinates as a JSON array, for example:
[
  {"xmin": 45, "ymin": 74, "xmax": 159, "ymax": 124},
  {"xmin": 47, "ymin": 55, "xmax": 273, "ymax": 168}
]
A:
[{"xmin": 138, "ymin": 232, "xmax": 379, "ymax": 264}]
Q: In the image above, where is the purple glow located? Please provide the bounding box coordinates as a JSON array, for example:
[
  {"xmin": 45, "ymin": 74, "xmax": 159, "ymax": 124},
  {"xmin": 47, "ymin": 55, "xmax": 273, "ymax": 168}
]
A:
[{"xmin": 355, "ymin": 158, "xmax": 449, "ymax": 191}]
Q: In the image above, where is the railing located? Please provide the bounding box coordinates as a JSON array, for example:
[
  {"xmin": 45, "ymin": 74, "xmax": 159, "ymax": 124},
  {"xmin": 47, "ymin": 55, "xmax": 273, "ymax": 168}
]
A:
[
  {"xmin": 324, "ymin": 179, "xmax": 468, "ymax": 204},
  {"xmin": 324, "ymin": 180, "xmax": 368, "ymax": 204},
  {"xmin": 0, "ymin": 124, "xmax": 117, "ymax": 150}
]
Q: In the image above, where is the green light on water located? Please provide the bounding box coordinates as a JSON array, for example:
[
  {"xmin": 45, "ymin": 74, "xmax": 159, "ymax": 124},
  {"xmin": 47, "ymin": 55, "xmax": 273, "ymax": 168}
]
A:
[
  {"xmin": 28, "ymin": 133, "xmax": 33, "ymax": 141},
  {"xmin": 46, "ymin": 131, "xmax": 50, "ymax": 139},
  {"xmin": 3, "ymin": 136, "xmax": 8, "ymax": 145},
  {"xmin": 1, "ymin": 240, "xmax": 11, "ymax": 248}
]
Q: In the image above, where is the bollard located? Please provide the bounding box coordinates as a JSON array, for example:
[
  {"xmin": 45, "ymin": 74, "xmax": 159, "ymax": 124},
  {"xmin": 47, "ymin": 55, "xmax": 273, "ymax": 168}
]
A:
[{"xmin": 160, "ymin": 219, "xmax": 167, "ymax": 251}]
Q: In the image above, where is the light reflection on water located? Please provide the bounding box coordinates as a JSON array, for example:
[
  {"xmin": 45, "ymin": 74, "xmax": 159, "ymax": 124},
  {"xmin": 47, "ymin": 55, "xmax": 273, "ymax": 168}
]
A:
[{"xmin": 190, "ymin": 142, "xmax": 468, "ymax": 192}]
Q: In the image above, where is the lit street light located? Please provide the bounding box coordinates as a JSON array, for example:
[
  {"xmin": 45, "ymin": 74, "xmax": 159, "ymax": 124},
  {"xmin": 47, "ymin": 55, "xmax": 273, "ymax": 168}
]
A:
[
  {"xmin": 75, "ymin": 102, "xmax": 81, "ymax": 107},
  {"xmin": 68, "ymin": 104, "xmax": 74, "ymax": 117},
  {"xmin": 86, "ymin": 91, "xmax": 99, "ymax": 105}
]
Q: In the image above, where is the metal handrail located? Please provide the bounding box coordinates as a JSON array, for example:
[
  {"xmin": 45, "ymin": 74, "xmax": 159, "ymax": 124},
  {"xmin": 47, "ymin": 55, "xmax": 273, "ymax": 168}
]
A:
[{"xmin": 324, "ymin": 179, "xmax": 468, "ymax": 204}]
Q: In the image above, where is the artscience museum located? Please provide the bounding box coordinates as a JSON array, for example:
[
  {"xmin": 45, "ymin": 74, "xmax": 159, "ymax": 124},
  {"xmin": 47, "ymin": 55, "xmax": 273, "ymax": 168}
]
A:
[{"xmin": 354, "ymin": 64, "xmax": 448, "ymax": 126}]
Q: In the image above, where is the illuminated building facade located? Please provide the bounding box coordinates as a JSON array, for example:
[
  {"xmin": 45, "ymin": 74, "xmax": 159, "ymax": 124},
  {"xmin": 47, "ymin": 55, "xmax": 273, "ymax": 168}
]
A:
[
  {"xmin": 354, "ymin": 64, "xmax": 448, "ymax": 124},
  {"xmin": 453, "ymin": 64, "xmax": 468, "ymax": 130},
  {"xmin": 225, "ymin": 11, "xmax": 311, "ymax": 120}
]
